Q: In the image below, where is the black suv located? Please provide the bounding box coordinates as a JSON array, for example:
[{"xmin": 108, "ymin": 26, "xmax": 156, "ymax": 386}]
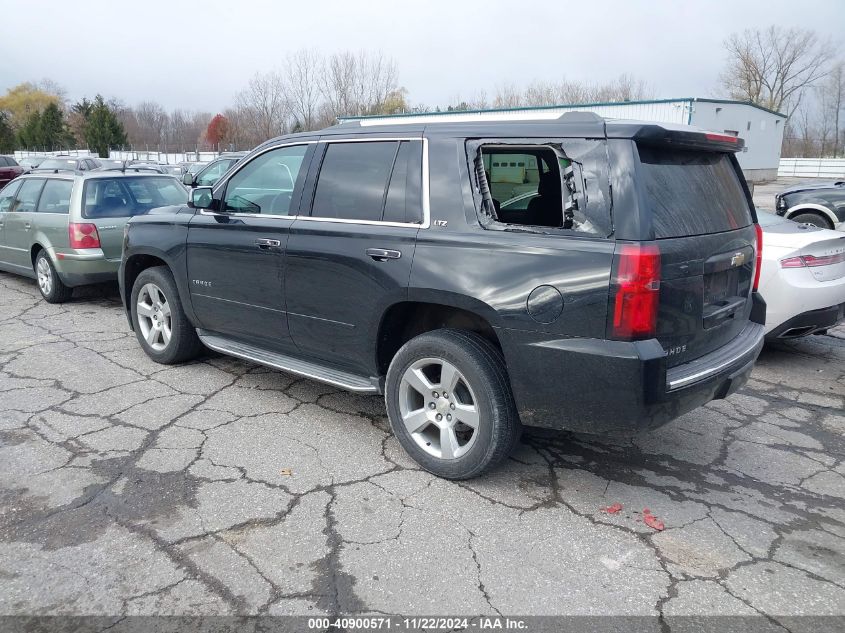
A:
[{"xmin": 120, "ymin": 114, "xmax": 766, "ymax": 479}]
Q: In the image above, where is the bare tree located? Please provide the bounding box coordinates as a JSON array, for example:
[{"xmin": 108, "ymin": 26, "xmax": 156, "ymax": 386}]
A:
[
  {"xmin": 821, "ymin": 62, "xmax": 844, "ymax": 157},
  {"xmin": 235, "ymin": 71, "xmax": 290, "ymax": 142},
  {"xmin": 132, "ymin": 101, "xmax": 169, "ymax": 147},
  {"xmin": 320, "ymin": 50, "xmax": 400, "ymax": 119},
  {"xmin": 285, "ymin": 49, "xmax": 323, "ymax": 131},
  {"xmin": 721, "ymin": 26, "xmax": 835, "ymax": 116}
]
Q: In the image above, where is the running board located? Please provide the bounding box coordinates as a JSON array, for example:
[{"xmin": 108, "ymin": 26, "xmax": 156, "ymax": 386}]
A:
[{"xmin": 197, "ymin": 330, "xmax": 381, "ymax": 393}]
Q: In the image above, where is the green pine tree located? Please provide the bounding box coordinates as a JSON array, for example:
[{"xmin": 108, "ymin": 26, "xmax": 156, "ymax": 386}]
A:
[
  {"xmin": 0, "ymin": 112, "xmax": 16, "ymax": 153},
  {"xmin": 84, "ymin": 95, "xmax": 127, "ymax": 157},
  {"xmin": 17, "ymin": 110, "xmax": 42, "ymax": 149},
  {"xmin": 38, "ymin": 102, "xmax": 71, "ymax": 149}
]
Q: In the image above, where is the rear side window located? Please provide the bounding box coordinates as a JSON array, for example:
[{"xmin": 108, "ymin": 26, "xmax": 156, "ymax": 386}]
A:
[
  {"xmin": 638, "ymin": 146, "xmax": 752, "ymax": 238},
  {"xmin": 312, "ymin": 140, "xmax": 423, "ymax": 223},
  {"xmin": 12, "ymin": 179, "xmax": 45, "ymax": 212},
  {"xmin": 82, "ymin": 176, "xmax": 187, "ymax": 218},
  {"xmin": 37, "ymin": 180, "xmax": 73, "ymax": 214}
]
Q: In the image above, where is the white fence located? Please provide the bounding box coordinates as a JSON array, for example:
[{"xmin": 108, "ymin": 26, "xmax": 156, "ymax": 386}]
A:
[
  {"xmin": 778, "ymin": 158, "xmax": 845, "ymax": 178},
  {"xmin": 13, "ymin": 149, "xmax": 223, "ymax": 165}
]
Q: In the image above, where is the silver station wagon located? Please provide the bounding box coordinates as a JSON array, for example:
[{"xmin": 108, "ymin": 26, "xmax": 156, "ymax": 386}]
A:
[{"xmin": 0, "ymin": 171, "xmax": 187, "ymax": 302}]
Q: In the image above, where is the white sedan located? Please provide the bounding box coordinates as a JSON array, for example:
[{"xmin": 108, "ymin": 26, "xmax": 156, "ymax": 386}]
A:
[{"xmin": 757, "ymin": 212, "xmax": 845, "ymax": 340}]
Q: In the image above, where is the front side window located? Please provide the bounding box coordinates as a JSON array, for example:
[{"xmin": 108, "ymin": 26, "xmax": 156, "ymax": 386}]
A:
[
  {"xmin": 12, "ymin": 179, "xmax": 46, "ymax": 212},
  {"xmin": 0, "ymin": 181, "xmax": 21, "ymax": 213},
  {"xmin": 223, "ymin": 145, "xmax": 309, "ymax": 215},
  {"xmin": 312, "ymin": 140, "xmax": 423, "ymax": 223},
  {"xmin": 37, "ymin": 179, "xmax": 73, "ymax": 214},
  {"xmin": 82, "ymin": 176, "xmax": 188, "ymax": 218}
]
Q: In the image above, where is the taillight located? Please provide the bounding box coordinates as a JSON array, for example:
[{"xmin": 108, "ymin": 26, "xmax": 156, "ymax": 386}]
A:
[
  {"xmin": 68, "ymin": 223, "xmax": 101, "ymax": 249},
  {"xmin": 611, "ymin": 244, "xmax": 661, "ymax": 341},
  {"xmin": 781, "ymin": 252, "xmax": 845, "ymax": 268},
  {"xmin": 752, "ymin": 223, "xmax": 763, "ymax": 291}
]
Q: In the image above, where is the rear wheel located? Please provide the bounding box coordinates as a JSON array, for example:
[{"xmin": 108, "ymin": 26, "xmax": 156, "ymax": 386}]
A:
[
  {"xmin": 131, "ymin": 266, "xmax": 202, "ymax": 364},
  {"xmin": 35, "ymin": 250, "xmax": 72, "ymax": 303},
  {"xmin": 790, "ymin": 211, "xmax": 833, "ymax": 229},
  {"xmin": 385, "ymin": 329, "xmax": 521, "ymax": 479}
]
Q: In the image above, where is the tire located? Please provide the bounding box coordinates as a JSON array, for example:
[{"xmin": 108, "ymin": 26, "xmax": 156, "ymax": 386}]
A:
[
  {"xmin": 385, "ymin": 328, "xmax": 521, "ymax": 479},
  {"xmin": 35, "ymin": 250, "xmax": 72, "ymax": 303},
  {"xmin": 130, "ymin": 266, "xmax": 202, "ymax": 364},
  {"xmin": 790, "ymin": 211, "xmax": 833, "ymax": 230}
]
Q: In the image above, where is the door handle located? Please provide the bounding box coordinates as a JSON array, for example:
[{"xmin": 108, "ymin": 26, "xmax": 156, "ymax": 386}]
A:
[
  {"xmin": 366, "ymin": 248, "xmax": 401, "ymax": 261},
  {"xmin": 255, "ymin": 238, "xmax": 281, "ymax": 249},
  {"xmin": 24, "ymin": 222, "xmax": 31, "ymax": 230}
]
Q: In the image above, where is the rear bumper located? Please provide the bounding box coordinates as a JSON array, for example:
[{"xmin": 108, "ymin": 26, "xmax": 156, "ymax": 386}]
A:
[
  {"xmin": 499, "ymin": 321, "xmax": 765, "ymax": 433},
  {"xmin": 766, "ymin": 302, "xmax": 845, "ymax": 339},
  {"xmin": 52, "ymin": 249, "xmax": 120, "ymax": 287}
]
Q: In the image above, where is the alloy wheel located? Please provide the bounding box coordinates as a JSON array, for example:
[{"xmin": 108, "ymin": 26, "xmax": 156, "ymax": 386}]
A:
[
  {"xmin": 398, "ymin": 357, "xmax": 480, "ymax": 460},
  {"xmin": 36, "ymin": 257, "xmax": 52, "ymax": 296},
  {"xmin": 136, "ymin": 283, "xmax": 172, "ymax": 351}
]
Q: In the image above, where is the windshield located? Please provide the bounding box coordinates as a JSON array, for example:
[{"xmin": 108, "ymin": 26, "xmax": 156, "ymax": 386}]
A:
[
  {"xmin": 638, "ymin": 146, "xmax": 752, "ymax": 238},
  {"xmin": 36, "ymin": 159, "xmax": 78, "ymax": 170},
  {"xmin": 82, "ymin": 176, "xmax": 187, "ymax": 218}
]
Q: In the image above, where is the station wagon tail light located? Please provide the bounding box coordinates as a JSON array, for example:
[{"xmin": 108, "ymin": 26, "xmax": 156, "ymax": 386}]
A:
[
  {"xmin": 753, "ymin": 223, "xmax": 763, "ymax": 291},
  {"xmin": 781, "ymin": 252, "xmax": 845, "ymax": 268},
  {"xmin": 611, "ymin": 244, "xmax": 661, "ymax": 340},
  {"xmin": 68, "ymin": 223, "xmax": 101, "ymax": 249}
]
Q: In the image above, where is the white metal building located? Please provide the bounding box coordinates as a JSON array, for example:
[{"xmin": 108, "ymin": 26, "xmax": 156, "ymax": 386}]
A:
[{"xmin": 340, "ymin": 98, "xmax": 787, "ymax": 183}]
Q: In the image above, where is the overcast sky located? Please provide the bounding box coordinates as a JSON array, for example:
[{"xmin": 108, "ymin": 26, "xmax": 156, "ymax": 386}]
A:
[{"xmin": 1, "ymin": 0, "xmax": 843, "ymax": 113}]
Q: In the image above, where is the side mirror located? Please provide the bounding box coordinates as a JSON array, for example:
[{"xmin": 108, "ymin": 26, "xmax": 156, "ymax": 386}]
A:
[
  {"xmin": 189, "ymin": 187, "xmax": 215, "ymax": 210},
  {"xmin": 182, "ymin": 172, "xmax": 195, "ymax": 186}
]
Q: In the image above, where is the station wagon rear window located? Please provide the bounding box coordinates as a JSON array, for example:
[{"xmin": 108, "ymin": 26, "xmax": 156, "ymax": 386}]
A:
[
  {"xmin": 82, "ymin": 176, "xmax": 187, "ymax": 218},
  {"xmin": 638, "ymin": 146, "xmax": 752, "ymax": 238}
]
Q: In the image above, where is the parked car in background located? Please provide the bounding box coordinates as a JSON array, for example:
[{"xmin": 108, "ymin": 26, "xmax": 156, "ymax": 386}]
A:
[
  {"xmin": 162, "ymin": 165, "xmax": 183, "ymax": 177},
  {"xmin": 0, "ymin": 172, "xmax": 187, "ymax": 302},
  {"xmin": 0, "ymin": 156, "xmax": 24, "ymax": 187},
  {"xmin": 96, "ymin": 159, "xmax": 126, "ymax": 170},
  {"xmin": 182, "ymin": 152, "xmax": 247, "ymax": 187},
  {"xmin": 757, "ymin": 212, "xmax": 845, "ymax": 340},
  {"xmin": 120, "ymin": 116, "xmax": 766, "ymax": 478},
  {"xmin": 31, "ymin": 156, "xmax": 101, "ymax": 173},
  {"xmin": 17, "ymin": 156, "xmax": 48, "ymax": 173},
  {"xmin": 775, "ymin": 180, "xmax": 845, "ymax": 231}
]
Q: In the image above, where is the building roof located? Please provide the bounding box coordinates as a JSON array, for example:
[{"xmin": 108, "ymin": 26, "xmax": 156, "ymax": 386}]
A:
[{"xmin": 338, "ymin": 97, "xmax": 787, "ymax": 123}]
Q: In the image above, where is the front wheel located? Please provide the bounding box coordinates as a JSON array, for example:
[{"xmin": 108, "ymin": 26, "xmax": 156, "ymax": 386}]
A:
[
  {"xmin": 385, "ymin": 329, "xmax": 521, "ymax": 479},
  {"xmin": 131, "ymin": 266, "xmax": 202, "ymax": 364},
  {"xmin": 790, "ymin": 212, "xmax": 833, "ymax": 229}
]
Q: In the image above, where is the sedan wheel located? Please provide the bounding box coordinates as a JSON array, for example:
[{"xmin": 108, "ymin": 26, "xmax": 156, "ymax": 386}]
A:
[{"xmin": 136, "ymin": 282, "xmax": 172, "ymax": 351}]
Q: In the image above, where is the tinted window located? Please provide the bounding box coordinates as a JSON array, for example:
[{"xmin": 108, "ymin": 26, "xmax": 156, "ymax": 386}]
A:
[
  {"xmin": 37, "ymin": 179, "xmax": 73, "ymax": 214},
  {"xmin": 196, "ymin": 160, "xmax": 231, "ymax": 186},
  {"xmin": 82, "ymin": 176, "xmax": 187, "ymax": 218},
  {"xmin": 12, "ymin": 179, "xmax": 45, "ymax": 212},
  {"xmin": 382, "ymin": 140, "xmax": 423, "ymax": 224},
  {"xmin": 223, "ymin": 145, "xmax": 309, "ymax": 215},
  {"xmin": 0, "ymin": 181, "xmax": 21, "ymax": 212},
  {"xmin": 0, "ymin": 157, "xmax": 8, "ymax": 166},
  {"xmin": 638, "ymin": 146, "xmax": 752, "ymax": 238},
  {"xmin": 312, "ymin": 141, "xmax": 398, "ymax": 221}
]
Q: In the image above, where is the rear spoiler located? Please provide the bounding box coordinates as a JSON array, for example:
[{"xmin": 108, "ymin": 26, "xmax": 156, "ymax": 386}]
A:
[{"xmin": 631, "ymin": 124, "xmax": 745, "ymax": 153}]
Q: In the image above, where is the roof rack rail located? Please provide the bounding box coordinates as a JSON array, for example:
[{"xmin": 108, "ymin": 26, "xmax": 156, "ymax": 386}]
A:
[{"xmin": 557, "ymin": 111, "xmax": 604, "ymax": 122}]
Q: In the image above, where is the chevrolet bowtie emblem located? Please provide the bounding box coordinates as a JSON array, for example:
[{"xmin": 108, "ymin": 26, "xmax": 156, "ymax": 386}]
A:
[{"xmin": 731, "ymin": 252, "xmax": 746, "ymax": 267}]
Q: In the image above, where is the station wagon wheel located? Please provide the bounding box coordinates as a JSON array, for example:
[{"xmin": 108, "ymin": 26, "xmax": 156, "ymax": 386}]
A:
[
  {"xmin": 34, "ymin": 250, "xmax": 72, "ymax": 303},
  {"xmin": 399, "ymin": 357, "xmax": 480, "ymax": 460},
  {"xmin": 130, "ymin": 266, "xmax": 203, "ymax": 365},
  {"xmin": 385, "ymin": 328, "xmax": 521, "ymax": 479}
]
